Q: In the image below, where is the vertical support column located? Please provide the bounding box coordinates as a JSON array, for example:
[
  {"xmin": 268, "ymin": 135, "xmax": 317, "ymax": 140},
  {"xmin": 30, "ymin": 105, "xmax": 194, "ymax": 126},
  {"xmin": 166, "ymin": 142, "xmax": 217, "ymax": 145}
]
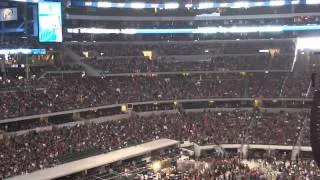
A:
[
  {"xmin": 291, "ymin": 6, "xmax": 298, "ymax": 39},
  {"xmin": 244, "ymin": 77, "xmax": 248, "ymax": 98},
  {"xmin": 39, "ymin": 117, "xmax": 48, "ymax": 126},
  {"xmin": 1, "ymin": 22, "xmax": 5, "ymax": 78},
  {"xmin": 23, "ymin": 2, "xmax": 28, "ymax": 35},
  {"xmin": 73, "ymin": 112, "xmax": 80, "ymax": 120},
  {"xmin": 1, "ymin": 22, "xmax": 4, "ymax": 43},
  {"xmin": 281, "ymin": 100, "xmax": 287, "ymax": 108},
  {"xmin": 241, "ymin": 144, "xmax": 248, "ymax": 159},
  {"xmin": 25, "ymin": 55, "xmax": 29, "ymax": 80},
  {"xmin": 0, "ymin": 56, "xmax": 5, "ymax": 78},
  {"xmin": 268, "ymin": 54, "xmax": 273, "ymax": 69},
  {"xmin": 193, "ymin": 143, "xmax": 201, "ymax": 158},
  {"xmin": 33, "ymin": 4, "xmax": 38, "ymax": 37},
  {"xmin": 291, "ymin": 2, "xmax": 295, "ymax": 13}
]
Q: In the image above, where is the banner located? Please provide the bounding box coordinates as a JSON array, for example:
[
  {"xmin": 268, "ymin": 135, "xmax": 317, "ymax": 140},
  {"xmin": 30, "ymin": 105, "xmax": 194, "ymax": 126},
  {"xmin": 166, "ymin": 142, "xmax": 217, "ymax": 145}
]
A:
[{"xmin": 0, "ymin": 8, "xmax": 18, "ymax": 22}]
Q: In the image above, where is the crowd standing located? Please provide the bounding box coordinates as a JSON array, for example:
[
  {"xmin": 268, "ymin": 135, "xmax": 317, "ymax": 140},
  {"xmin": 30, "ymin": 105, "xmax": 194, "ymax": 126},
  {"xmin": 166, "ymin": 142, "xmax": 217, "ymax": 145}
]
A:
[{"xmin": 0, "ymin": 110, "xmax": 310, "ymax": 178}]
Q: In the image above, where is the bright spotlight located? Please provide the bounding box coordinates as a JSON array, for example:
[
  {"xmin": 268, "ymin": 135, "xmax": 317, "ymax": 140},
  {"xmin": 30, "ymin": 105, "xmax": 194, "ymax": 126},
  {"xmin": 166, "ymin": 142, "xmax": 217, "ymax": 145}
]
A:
[
  {"xmin": 297, "ymin": 37, "xmax": 320, "ymax": 50},
  {"xmin": 152, "ymin": 161, "xmax": 161, "ymax": 172},
  {"xmin": 292, "ymin": 36, "xmax": 320, "ymax": 71}
]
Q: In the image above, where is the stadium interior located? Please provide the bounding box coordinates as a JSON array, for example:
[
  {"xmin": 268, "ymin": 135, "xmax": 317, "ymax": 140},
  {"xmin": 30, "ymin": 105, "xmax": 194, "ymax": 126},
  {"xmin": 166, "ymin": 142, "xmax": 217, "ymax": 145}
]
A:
[{"xmin": 0, "ymin": 0, "xmax": 320, "ymax": 179}]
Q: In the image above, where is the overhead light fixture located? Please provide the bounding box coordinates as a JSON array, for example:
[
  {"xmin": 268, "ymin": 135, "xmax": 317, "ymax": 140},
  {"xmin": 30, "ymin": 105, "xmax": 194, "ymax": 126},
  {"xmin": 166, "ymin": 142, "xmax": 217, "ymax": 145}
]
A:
[
  {"xmin": 85, "ymin": 2, "xmax": 92, "ymax": 6},
  {"xmin": 259, "ymin": 49, "xmax": 269, "ymax": 53},
  {"xmin": 198, "ymin": 2, "xmax": 214, "ymax": 9},
  {"xmin": 185, "ymin": 3, "xmax": 193, "ymax": 8},
  {"xmin": 116, "ymin": 3, "xmax": 126, "ymax": 8},
  {"xmin": 97, "ymin": 2, "xmax": 112, "ymax": 8},
  {"xmin": 306, "ymin": 0, "xmax": 319, "ymax": 4},
  {"xmin": 164, "ymin": 3, "xmax": 179, "ymax": 9},
  {"xmin": 270, "ymin": 0, "xmax": 285, "ymax": 6},
  {"xmin": 130, "ymin": 2, "xmax": 145, "ymax": 9},
  {"xmin": 231, "ymin": 2, "xmax": 249, "ymax": 8}
]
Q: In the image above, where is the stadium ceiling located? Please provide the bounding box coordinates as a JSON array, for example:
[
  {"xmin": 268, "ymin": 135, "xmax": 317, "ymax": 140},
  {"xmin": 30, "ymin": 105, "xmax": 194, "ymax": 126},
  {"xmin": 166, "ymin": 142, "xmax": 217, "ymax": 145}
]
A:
[{"xmin": 69, "ymin": 0, "xmax": 320, "ymax": 9}]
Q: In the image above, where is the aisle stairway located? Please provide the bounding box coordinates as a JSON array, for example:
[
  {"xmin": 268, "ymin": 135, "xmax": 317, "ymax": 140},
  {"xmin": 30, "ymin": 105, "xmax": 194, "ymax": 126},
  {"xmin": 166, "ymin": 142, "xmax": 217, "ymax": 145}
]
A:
[{"xmin": 291, "ymin": 113, "xmax": 310, "ymax": 161}]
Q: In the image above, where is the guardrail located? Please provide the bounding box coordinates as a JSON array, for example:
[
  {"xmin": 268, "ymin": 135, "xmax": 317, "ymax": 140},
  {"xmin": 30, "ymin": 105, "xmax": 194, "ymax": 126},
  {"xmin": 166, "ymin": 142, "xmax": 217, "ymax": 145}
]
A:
[{"xmin": 0, "ymin": 97, "xmax": 312, "ymax": 123}]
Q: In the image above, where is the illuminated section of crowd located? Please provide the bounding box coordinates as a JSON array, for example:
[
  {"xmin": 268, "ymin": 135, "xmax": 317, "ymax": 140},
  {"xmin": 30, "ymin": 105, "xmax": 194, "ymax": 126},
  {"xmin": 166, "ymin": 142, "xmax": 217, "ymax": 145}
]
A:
[
  {"xmin": 69, "ymin": 148, "xmax": 319, "ymax": 180},
  {"xmin": 0, "ymin": 110, "xmax": 309, "ymax": 178},
  {"xmin": 131, "ymin": 157, "xmax": 319, "ymax": 180}
]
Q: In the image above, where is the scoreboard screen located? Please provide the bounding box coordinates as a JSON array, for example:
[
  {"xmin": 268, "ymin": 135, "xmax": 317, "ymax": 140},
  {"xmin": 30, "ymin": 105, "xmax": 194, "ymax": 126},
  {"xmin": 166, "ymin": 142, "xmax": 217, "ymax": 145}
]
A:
[{"xmin": 38, "ymin": 2, "xmax": 63, "ymax": 43}]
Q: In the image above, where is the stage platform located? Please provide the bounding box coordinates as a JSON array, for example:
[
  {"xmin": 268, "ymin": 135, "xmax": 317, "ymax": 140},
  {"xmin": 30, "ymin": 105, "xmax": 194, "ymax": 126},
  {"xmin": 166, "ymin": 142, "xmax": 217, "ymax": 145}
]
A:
[{"xmin": 8, "ymin": 139, "xmax": 179, "ymax": 180}]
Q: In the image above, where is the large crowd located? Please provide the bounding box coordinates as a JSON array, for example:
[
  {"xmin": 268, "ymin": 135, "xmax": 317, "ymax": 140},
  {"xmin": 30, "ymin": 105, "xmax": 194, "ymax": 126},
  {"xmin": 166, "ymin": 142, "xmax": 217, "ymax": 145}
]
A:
[
  {"xmin": 1, "ymin": 10, "xmax": 319, "ymax": 180},
  {"xmin": 70, "ymin": 42, "xmax": 294, "ymax": 57},
  {"xmin": 85, "ymin": 54, "xmax": 293, "ymax": 73},
  {"xmin": 72, "ymin": 41, "xmax": 295, "ymax": 73},
  {"xmin": 0, "ymin": 72, "xmax": 315, "ymax": 119},
  {"xmin": 0, "ymin": 109, "xmax": 309, "ymax": 178},
  {"xmin": 167, "ymin": 158, "xmax": 320, "ymax": 180},
  {"xmin": 83, "ymin": 154, "xmax": 319, "ymax": 180},
  {"xmin": 2, "ymin": 3, "xmax": 320, "ymax": 179},
  {"xmin": 247, "ymin": 111, "xmax": 307, "ymax": 146}
]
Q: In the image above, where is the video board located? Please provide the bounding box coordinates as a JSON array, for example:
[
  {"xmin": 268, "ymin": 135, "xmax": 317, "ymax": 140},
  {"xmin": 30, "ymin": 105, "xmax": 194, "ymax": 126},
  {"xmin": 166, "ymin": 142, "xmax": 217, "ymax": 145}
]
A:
[{"xmin": 38, "ymin": 2, "xmax": 63, "ymax": 42}]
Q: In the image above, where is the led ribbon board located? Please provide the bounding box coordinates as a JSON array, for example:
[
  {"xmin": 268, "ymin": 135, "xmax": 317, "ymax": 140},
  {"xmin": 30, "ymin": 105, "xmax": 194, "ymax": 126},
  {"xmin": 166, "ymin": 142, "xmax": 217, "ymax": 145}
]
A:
[
  {"xmin": 70, "ymin": 0, "xmax": 320, "ymax": 9},
  {"xmin": 67, "ymin": 25, "xmax": 320, "ymax": 35},
  {"xmin": 5, "ymin": 0, "xmax": 39, "ymax": 3},
  {"xmin": 38, "ymin": 2, "xmax": 63, "ymax": 43},
  {"xmin": 0, "ymin": 49, "xmax": 46, "ymax": 55},
  {"xmin": 7, "ymin": 0, "xmax": 320, "ymax": 7}
]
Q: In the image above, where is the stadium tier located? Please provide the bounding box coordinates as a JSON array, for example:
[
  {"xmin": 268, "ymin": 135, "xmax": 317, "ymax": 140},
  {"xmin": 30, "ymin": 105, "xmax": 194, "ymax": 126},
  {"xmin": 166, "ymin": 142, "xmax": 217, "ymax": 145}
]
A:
[
  {"xmin": 0, "ymin": 0, "xmax": 320, "ymax": 179},
  {"xmin": 0, "ymin": 110, "xmax": 312, "ymax": 178}
]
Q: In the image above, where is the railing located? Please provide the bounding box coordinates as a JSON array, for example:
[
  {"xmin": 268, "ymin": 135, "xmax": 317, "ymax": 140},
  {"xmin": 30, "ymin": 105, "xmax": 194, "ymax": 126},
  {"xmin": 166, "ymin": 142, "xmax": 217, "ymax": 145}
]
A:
[
  {"xmin": 99, "ymin": 69, "xmax": 292, "ymax": 77},
  {"xmin": 0, "ymin": 98, "xmax": 313, "ymax": 124},
  {"xmin": 39, "ymin": 70, "xmax": 83, "ymax": 79},
  {"xmin": 291, "ymin": 114, "xmax": 311, "ymax": 160}
]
